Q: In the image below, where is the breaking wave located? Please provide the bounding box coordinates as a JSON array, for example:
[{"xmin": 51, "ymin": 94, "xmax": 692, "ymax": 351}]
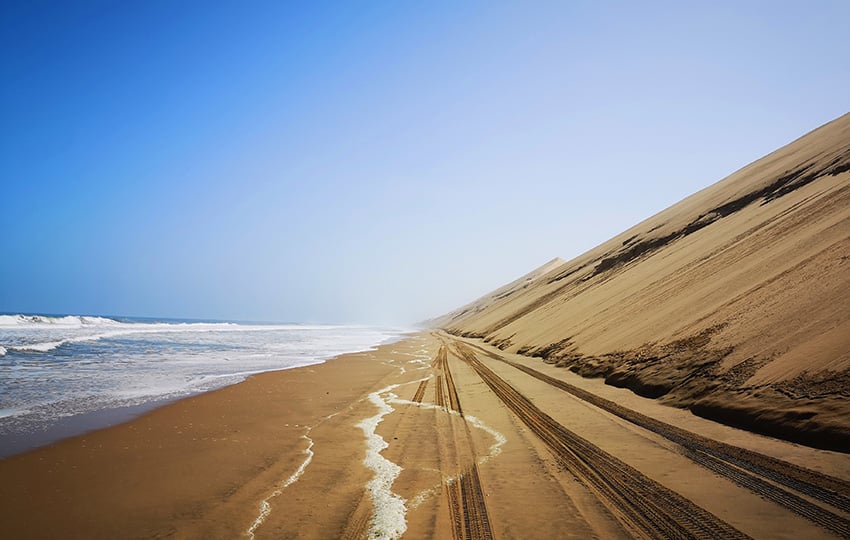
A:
[
  {"xmin": 0, "ymin": 314, "xmax": 124, "ymax": 327},
  {"xmin": 0, "ymin": 313, "xmax": 345, "ymax": 354}
]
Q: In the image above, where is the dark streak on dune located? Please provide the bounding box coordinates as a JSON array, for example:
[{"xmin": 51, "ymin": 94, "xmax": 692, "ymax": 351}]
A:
[
  {"xmin": 473, "ymin": 152, "xmax": 850, "ymax": 338},
  {"xmin": 690, "ymin": 394, "xmax": 850, "ymax": 453},
  {"xmin": 450, "ymin": 324, "xmax": 850, "ymax": 452},
  {"xmin": 546, "ymin": 263, "xmax": 588, "ymax": 284},
  {"xmin": 591, "ymin": 153, "xmax": 850, "ymax": 277}
]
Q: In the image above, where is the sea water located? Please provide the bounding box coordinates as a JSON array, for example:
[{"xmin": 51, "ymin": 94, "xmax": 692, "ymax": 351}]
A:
[{"xmin": 0, "ymin": 314, "xmax": 406, "ymax": 457}]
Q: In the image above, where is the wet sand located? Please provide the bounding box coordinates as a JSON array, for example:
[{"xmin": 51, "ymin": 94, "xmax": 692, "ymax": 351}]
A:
[
  {"xmin": 0, "ymin": 341, "xmax": 403, "ymax": 539},
  {"xmin": 2, "ymin": 333, "xmax": 849, "ymax": 539}
]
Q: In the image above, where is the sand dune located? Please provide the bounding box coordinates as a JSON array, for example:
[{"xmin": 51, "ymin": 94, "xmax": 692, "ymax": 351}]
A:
[{"xmin": 438, "ymin": 112, "xmax": 850, "ymax": 451}]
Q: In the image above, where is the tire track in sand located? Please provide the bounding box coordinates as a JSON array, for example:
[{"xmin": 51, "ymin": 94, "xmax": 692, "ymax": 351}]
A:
[
  {"xmin": 453, "ymin": 341, "xmax": 748, "ymax": 540},
  {"xmin": 462, "ymin": 340, "xmax": 850, "ymax": 538},
  {"xmin": 412, "ymin": 379, "xmax": 429, "ymax": 403},
  {"xmin": 340, "ymin": 344, "xmax": 500, "ymax": 540},
  {"xmin": 433, "ymin": 343, "xmax": 493, "ymax": 540}
]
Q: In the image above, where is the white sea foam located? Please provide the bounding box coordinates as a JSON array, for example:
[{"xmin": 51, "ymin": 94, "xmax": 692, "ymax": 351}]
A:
[
  {"xmin": 0, "ymin": 346, "xmax": 6, "ymax": 357},
  {"xmin": 247, "ymin": 434, "xmax": 315, "ymax": 540},
  {"xmin": 8, "ymin": 328, "xmax": 160, "ymax": 353},
  {"xmin": 0, "ymin": 315, "xmax": 391, "ymax": 355},
  {"xmin": 388, "ymin": 396, "xmax": 507, "ymax": 510},
  {"xmin": 358, "ymin": 384, "xmax": 409, "ymax": 540},
  {"xmin": 0, "ymin": 314, "xmax": 123, "ymax": 327},
  {"xmin": 388, "ymin": 397, "xmax": 506, "ymax": 465},
  {"xmin": 8, "ymin": 328, "xmax": 363, "ymax": 356},
  {"xmin": 7, "ymin": 331, "xmax": 122, "ymax": 353},
  {"xmin": 0, "ymin": 316, "xmax": 407, "ymax": 455},
  {"xmin": 407, "ymin": 357, "xmax": 430, "ymax": 370},
  {"xmin": 465, "ymin": 413, "xmax": 507, "ymax": 462},
  {"xmin": 245, "ymin": 406, "xmax": 350, "ymax": 538},
  {"xmin": 389, "ymin": 349, "xmax": 431, "ymax": 370}
]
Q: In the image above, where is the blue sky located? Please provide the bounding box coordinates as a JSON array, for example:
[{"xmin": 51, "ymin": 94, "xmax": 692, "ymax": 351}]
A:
[{"xmin": 2, "ymin": 1, "xmax": 849, "ymax": 324}]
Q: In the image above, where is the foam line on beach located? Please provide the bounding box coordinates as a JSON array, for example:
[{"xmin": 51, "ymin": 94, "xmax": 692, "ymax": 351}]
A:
[
  {"xmin": 407, "ymin": 354, "xmax": 431, "ymax": 370},
  {"xmin": 389, "ymin": 348, "xmax": 432, "ymax": 371},
  {"xmin": 387, "ymin": 349, "xmax": 431, "ymax": 374},
  {"xmin": 245, "ymin": 406, "xmax": 349, "ymax": 539},
  {"xmin": 388, "ymin": 398, "xmax": 506, "ymax": 465},
  {"xmin": 357, "ymin": 383, "xmax": 410, "ymax": 540},
  {"xmin": 6, "ymin": 327, "xmax": 216, "ymax": 353},
  {"xmin": 246, "ymin": 433, "xmax": 315, "ymax": 540},
  {"xmin": 3, "ymin": 319, "xmax": 369, "ymax": 354},
  {"xmin": 389, "ymin": 397, "xmax": 507, "ymax": 510},
  {"xmin": 8, "ymin": 330, "xmax": 136, "ymax": 353}
]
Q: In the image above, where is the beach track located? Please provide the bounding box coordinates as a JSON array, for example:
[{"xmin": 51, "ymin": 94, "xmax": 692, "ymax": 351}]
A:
[
  {"xmin": 451, "ymin": 340, "xmax": 749, "ymax": 540},
  {"xmin": 341, "ymin": 335, "xmax": 850, "ymax": 539},
  {"xmin": 460, "ymin": 340, "xmax": 850, "ymax": 538},
  {"xmin": 4, "ymin": 333, "xmax": 849, "ymax": 538},
  {"xmin": 435, "ymin": 344, "xmax": 494, "ymax": 540}
]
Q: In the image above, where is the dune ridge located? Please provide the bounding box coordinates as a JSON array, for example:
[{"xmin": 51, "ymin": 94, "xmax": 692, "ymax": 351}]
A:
[{"xmin": 437, "ymin": 113, "xmax": 850, "ymax": 451}]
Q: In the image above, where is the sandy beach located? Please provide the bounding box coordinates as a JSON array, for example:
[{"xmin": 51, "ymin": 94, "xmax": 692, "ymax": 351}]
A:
[
  {"xmin": 3, "ymin": 115, "xmax": 849, "ymax": 538},
  {"xmin": 2, "ymin": 332, "xmax": 848, "ymax": 539},
  {"xmin": 6, "ymin": 3, "xmax": 850, "ymax": 538}
]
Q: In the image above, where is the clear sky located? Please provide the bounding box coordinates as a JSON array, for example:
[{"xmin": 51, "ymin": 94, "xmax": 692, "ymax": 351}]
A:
[{"xmin": 2, "ymin": 1, "xmax": 849, "ymax": 324}]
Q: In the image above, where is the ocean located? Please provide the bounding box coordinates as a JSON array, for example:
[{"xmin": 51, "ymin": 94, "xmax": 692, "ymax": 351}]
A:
[{"xmin": 0, "ymin": 314, "xmax": 407, "ymax": 457}]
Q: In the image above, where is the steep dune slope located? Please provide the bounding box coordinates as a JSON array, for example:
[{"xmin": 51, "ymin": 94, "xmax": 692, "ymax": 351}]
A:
[
  {"xmin": 439, "ymin": 113, "xmax": 850, "ymax": 451},
  {"xmin": 425, "ymin": 257, "xmax": 566, "ymax": 332}
]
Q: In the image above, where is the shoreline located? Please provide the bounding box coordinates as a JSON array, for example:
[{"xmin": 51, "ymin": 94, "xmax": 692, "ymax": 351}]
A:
[
  {"xmin": 2, "ymin": 333, "xmax": 848, "ymax": 539},
  {"xmin": 0, "ymin": 396, "xmax": 180, "ymax": 459},
  {"xmin": 0, "ymin": 337, "xmax": 414, "ymax": 538},
  {"xmin": 0, "ymin": 331, "xmax": 413, "ymax": 460}
]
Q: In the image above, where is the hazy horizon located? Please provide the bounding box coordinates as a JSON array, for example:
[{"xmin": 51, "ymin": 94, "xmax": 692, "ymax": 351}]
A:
[{"xmin": 3, "ymin": 1, "xmax": 849, "ymax": 325}]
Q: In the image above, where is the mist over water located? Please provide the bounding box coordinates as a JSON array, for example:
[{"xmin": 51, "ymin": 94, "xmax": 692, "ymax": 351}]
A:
[{"xmin": 0, "ymin": 314, "xmax": 407, "ymax": 456}]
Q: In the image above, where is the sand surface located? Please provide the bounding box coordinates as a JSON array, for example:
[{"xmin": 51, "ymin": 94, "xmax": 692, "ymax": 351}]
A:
[
  {"xmin": 2, "ymin": 333, "xmax": 849, "ymax": 539},
  {"xmin": 435, "ymin": 113, "xmax": 850, "ymax": 451}
]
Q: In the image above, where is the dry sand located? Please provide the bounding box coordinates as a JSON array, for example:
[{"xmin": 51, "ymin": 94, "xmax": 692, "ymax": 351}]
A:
[
  {"xmin": 2, "ymin": 333, "xmax": 849, "ymax": 539},
  {"xmin": 436, "ymin": 112, "xmax": 850, "ymax": 451}
]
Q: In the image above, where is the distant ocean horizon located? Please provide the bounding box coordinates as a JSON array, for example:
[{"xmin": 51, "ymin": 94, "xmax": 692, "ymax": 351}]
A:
[{"xmin": 0, "ymin": 313, "xmax": 409, "ymax": 457}]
